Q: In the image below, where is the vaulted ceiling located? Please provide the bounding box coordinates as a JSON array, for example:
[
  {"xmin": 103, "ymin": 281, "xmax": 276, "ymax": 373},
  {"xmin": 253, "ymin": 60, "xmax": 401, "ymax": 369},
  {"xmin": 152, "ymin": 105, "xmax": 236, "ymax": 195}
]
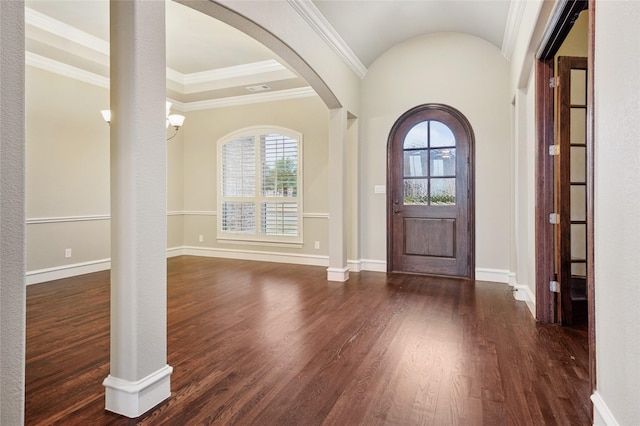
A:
[{"xmin": 25, "ymin": 0, "xmax": 521, "ymax": 110}]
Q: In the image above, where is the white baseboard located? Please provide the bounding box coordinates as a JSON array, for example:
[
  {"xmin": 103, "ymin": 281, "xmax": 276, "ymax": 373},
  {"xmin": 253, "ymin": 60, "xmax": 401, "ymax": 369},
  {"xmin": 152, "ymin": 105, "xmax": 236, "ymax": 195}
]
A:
[
  {"xmin": 347, "ymin": 259, "xmax": 362, "ymax": 272},
  {"xmin": 511, "ymin": 283, "xmax": 536, "ymax": 318},
  {"xmin": 26, "ymin": 249, "xmax": 384, "ymax": 285},
  {"xmin": 26, "ymin": 258, "xmax": 111, "ymax": 285},
  {"xmin": 27, "ymin": 255, "xmax": 526, "ymax": 285},
  {"xmin": 166, "ymin": 247, "xmax": 183, "ymax": 258},
  {"xmin": 360, "ymin": 259, "xmax": 387, "ymax": 272},
  {"xmin": 475, "ymin": 268, "xmax": 511, "ymax": 283},
  {"xmin": 475, "ymin": 269, "xmax": 536, "ymax": 318},
  {"xmin": 327, "ymin": 266, "xmax": 349, "ymax": 282},
  {"xmin": 27, "ymin": 247, "xmax": 186, "ymax": 285},
  {"xmin": 103, "ymin": 365, "xmax": 173, "ymax": 418},
  {"xmin": 181, "ymin": 245, "xmax": 330, "ymax": 267},
  {"xmin": 591, "ymin": 391, "xmax": 620, "ymax": 426}
]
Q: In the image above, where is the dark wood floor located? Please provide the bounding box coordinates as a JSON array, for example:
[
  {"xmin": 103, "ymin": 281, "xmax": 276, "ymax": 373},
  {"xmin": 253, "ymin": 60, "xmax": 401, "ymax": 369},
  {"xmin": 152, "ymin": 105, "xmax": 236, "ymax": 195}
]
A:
[{"xmin": 25, "ymin": 256, "xmax": 591, "ymax": 425}]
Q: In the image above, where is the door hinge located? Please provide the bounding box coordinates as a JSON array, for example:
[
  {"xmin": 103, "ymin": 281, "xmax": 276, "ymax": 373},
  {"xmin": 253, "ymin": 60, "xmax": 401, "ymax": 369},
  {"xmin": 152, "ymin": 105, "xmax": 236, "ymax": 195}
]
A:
[
  {"xmin": 548, "ymin": 144, "xmax": 560, "ymax": 156},
  {"xmin": 549, "ymin": 76, "xmax": 560, "ymax": 88},
  {"xmin": 549, "ymin": 213, "xmax": 560, "ymax": 224},
  {"xmin": 550, "ymin": 280, "xmax": 559, "ymax": 293}
]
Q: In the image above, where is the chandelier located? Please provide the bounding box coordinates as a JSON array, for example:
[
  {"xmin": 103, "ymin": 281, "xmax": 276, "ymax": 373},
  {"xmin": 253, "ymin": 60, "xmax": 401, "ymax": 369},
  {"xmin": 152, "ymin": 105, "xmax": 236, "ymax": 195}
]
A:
[{"xmin": 100, "ymin": 101, "xmax": 185, "ymax": 140}]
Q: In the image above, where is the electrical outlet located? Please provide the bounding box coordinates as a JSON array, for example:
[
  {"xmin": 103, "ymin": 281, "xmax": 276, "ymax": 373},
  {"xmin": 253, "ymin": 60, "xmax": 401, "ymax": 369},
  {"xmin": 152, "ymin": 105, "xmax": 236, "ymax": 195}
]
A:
[
  {"xmin": 198, "ymin": 235, "xmax": 204, "ymax": 242},
  {"xmin": 314, "ymin": 241, "xmax": 320, "ymax": 249},
  {"xmin": 65, "ymin": 248, "xmax": 72, "ymax": 258}
]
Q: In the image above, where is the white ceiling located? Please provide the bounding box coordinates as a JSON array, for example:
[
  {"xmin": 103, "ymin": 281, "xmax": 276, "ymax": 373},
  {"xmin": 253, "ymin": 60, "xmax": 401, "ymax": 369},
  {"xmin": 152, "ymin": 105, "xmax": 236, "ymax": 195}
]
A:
[
  {"xmin": 24, "ymin": 0, "xmax": 518, "ymax": 110},
  {"xmin": 313, "ymin": 0, "xmax": 512, "ymax": 68}
]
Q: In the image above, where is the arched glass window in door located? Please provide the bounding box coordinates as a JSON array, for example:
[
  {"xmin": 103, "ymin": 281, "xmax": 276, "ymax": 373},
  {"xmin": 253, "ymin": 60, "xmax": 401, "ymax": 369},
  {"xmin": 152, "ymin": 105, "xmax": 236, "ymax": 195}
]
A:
[{"xmin": 403, "ymin": 120, "xmax": 456, "ymax": 205}]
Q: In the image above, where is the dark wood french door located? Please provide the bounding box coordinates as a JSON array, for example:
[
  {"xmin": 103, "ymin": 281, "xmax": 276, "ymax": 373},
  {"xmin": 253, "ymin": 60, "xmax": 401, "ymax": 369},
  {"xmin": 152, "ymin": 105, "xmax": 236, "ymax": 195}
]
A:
[
  {"xmin": 556, "ymin": 56, "xmax": 589, "ymax": 325},
  {"xmin": 387, "ymin": 104, "xmax": 474, "ymax": 278}
]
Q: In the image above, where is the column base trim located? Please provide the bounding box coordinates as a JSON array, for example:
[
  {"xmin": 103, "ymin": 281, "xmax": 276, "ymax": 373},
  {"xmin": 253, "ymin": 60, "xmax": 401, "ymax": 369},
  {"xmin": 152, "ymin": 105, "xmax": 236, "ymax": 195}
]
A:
[
  {"xmin": 327, "ymin": 266, "xmax": 349, "ymax": 282},
  {"xmin": 103, "ymin": 364, "xmax": 173, "ymax": 418},
  {"xmin": 591, "ymin": 391, "xmax": 620, "ymax": 426}
]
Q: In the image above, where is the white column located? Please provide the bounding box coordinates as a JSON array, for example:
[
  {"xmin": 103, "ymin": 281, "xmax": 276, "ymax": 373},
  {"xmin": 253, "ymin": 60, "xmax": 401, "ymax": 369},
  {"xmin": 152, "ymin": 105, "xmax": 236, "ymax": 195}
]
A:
[
  {"xmin": 346, "ymin": 117, "xmax": 361, "ymax": 271},
  {"xmin": 327, "ymin": 108, "xmax": 349, "ymax": 281},
  {"xmin": 0, "ymin": 2, "xmax": 26, "ymax": 425},
  {"xmin": 102, "ymin": 1, "xmax": 172, "ymax": 418}
]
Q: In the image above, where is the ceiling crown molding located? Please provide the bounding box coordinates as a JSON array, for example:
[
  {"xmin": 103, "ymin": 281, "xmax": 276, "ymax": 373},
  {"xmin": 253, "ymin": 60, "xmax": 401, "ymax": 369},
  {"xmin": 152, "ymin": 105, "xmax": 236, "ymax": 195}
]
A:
[
  {"xmin": 24, "ymin": 53, "xmax": 315, "ymax": 110},
  {"xmin": 25, "ymin": 7, "xmax": 109, "ymax": 55},
  {"xmin": 26, "ymin": 7, "xmax": 292, "ymax": 93},
  {"xmin": 168, "ymin": 60, "xmax": 287, "ymax": 86},
  {"xmin": 287, "ymin": 0, "xmax": 367, "ymax": 79},
  {"xmin": 501, "ymin": 0, "xmax": 526, "ymax": 60},
  {"xmin": 183, "ymin": 60, "xmax": 286, "ymax": 85},
  {"xmin": 26, "ymin": 52, "xmax": 110, "ymax": 88},
  {"xmin": 166, "ymin": 60, "xmax": 294, "ymax": 94},
  {"xmin": 182, "ymin": 87, "xmax": 317, "ymax": 111}
]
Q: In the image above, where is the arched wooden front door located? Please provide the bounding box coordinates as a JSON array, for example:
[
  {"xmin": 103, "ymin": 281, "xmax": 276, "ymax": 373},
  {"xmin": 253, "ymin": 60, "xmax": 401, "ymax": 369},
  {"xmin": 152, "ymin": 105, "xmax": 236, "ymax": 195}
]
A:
[{"xmin": 387, "ymin": 104, "xmax": 475, "ymax": 278}]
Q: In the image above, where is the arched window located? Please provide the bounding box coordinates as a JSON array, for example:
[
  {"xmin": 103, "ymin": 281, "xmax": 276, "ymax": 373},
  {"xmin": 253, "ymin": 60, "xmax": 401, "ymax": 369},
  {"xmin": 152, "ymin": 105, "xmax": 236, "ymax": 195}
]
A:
[{"xmin": 217, "ymin": 126, "xmax": 303, "ymax": 244}]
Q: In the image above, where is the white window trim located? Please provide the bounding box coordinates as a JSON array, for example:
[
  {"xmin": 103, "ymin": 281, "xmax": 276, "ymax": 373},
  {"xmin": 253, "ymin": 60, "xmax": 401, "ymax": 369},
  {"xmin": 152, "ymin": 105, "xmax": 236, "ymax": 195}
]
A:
[{"xmin": 217, "ymin": 125, "xmax": 304, "ymax": 245}]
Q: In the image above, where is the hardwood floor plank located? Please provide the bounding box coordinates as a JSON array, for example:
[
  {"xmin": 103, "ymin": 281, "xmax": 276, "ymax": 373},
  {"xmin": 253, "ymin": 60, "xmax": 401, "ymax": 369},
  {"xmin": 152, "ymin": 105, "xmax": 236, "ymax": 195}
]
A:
[{"xmin": 25, "ymin": 256, "xmax": 590, "ymax": 425}]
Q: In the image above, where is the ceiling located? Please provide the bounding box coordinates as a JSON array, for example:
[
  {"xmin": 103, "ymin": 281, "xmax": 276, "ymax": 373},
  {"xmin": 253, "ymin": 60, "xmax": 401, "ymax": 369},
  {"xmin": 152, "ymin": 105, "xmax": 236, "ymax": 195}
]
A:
[{"xmin": 24, "ymin": 0, "xmax": 518, "ymax": 111}]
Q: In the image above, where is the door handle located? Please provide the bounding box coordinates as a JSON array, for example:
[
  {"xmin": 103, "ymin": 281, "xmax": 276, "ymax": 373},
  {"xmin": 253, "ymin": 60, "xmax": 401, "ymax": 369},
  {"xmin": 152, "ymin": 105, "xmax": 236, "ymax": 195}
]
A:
[{"xmin": 393, "ymin": 208, "xmax": 402, "ymax": 214}]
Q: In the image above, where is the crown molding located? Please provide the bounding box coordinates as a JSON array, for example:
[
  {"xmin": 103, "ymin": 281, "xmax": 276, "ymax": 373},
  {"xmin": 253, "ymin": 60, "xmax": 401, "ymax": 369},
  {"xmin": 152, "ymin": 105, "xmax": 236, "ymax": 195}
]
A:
[
  {"xmin": 166, "ymin": 68, "xmax": 184, "ymax": 85},
  {"xmin": 167, "ymin": 60, "xmax": 291, "ymax": 91},
  {"xmin": 287, "ymin": 0, "xmax": 367, "ymax": 79},
  {"xmin": 26, "ymin": 7, "xmax": 290, "ymax": 90},
  {"xmin": 25, "ymin": 7, "xmax": 109, "ymax": 55},
  {"xmin": 27, "ymin": 57, "xmax": 304, "ymax": 110},
  {"xmin": 501, "ymin": 0, "xmax": 526, "ymax": 60},
  {"xmin": 26, "ymin": 52, "xmax": 110, "ymax": 89},
  {"xmin": 167, "ymin": 98, "xmax": 185, "ymax": 112},
  {"xmin": 183, "ymin": 87, "xmax": 317, "ymax": 111},
  {"xmin": 26, "ymin": 51, "xmax": 314, "ymax": 109},
  {"xmin": 183, "ymin": 60, "xmax": 286, "ymax": 85},
  {"xmin": 167, "ymin": 60, "xmax": 286, "ymax": 86}
]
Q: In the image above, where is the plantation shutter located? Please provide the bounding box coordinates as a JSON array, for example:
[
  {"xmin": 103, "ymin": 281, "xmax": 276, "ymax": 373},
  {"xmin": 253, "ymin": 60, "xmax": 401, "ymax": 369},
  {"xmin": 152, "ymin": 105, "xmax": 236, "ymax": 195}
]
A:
[
  {"xmin": 221, "ymin": 136, "xmax": 256, "ymax": 233},
  {"xmin": 219, "ymin": 129, "xmax": 301, "ymax": 242}
]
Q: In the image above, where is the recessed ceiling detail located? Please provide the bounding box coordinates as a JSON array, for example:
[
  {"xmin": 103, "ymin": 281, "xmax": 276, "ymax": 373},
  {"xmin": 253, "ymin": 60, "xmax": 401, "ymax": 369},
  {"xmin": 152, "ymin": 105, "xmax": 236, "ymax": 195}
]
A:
[
  {"xmin": 246, "ymin": 84, "xmax": 271, "ymax": 92},
  {"xmin": 24, "ymin": 1, "xmax": 315, "ymax": 108}
]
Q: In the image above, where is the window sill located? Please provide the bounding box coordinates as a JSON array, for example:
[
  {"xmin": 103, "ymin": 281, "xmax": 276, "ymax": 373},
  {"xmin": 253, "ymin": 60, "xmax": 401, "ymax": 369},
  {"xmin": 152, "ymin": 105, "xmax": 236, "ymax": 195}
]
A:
[{"xmin": 216, "ymin": 238, "xmax": 304, "ymax": 249}]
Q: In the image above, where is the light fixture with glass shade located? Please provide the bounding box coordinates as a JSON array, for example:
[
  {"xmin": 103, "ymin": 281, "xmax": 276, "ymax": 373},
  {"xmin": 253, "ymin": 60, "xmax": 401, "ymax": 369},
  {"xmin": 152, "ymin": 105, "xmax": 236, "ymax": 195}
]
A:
[{"xmin": 101, "ymin": 101, "xmax": 185, "ymax": 140}]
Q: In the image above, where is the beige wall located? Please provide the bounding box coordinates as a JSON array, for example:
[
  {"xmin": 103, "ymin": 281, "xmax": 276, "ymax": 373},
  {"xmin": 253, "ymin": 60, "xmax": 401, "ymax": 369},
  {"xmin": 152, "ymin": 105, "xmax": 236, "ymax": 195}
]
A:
[
  {"xmin": 26, "ymin": 67, "xmax": 110, "ymax": 218},
  {"xmin": 181, "ymin": 96, "xmax": 330, "ymax": 257},
  {"xmin": 555, "ymin": 10, "xmax": 588, "ymax": 59},
  {"xmin": 26, "ymin": 67, "xmax": 185, "ymax": 274},
  {"xmin": 359, "ymin": 33, "xmax": 512, "ymax": 274},
  {"xmin": 26, "ymin": 67, "xmax": 110, "ymax": 272},
  {"xmin": 594, "ymin": 1, "xmax": 640, "ymax": 424}
]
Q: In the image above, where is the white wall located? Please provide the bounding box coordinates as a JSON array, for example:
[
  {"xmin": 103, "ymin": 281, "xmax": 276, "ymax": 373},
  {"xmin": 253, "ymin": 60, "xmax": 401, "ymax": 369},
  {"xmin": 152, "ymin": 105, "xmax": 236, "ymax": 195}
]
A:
[
  {"xmin": 359, "ymin": 33, "xmax": 512, "ymax": 277},
  {"xmin": 0, "ymin": 2, "xmax": 26, "ymax": 423},
  {"xmin": 593, "ymin": 1, "xmax": 640, "ymax": 424}
]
